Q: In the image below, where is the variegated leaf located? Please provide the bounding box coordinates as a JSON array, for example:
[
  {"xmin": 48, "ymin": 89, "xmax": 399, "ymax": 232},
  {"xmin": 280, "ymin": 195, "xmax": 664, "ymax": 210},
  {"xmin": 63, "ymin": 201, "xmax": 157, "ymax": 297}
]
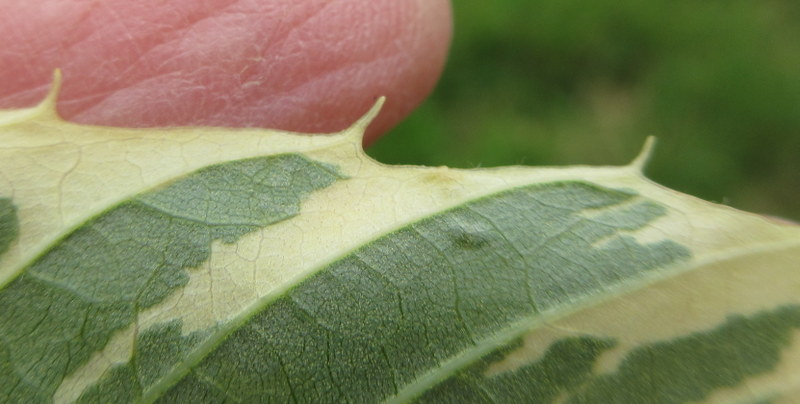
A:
[{"xmin": 1, "ymin": 73, "xmax": 798, "ymax": 403}]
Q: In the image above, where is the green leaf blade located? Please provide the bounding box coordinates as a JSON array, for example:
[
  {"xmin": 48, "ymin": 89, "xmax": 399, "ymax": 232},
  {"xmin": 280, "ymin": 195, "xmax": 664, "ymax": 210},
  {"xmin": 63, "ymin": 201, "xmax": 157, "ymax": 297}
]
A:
[
  {"xmin": 153, "ymin": 181, "xmax": 689, "ymax": 403},
  {"xmin": 0, "ymin": 198, "xmax": 18, "ymax": 257},
  {"xmin": 0, "ymin": 154, "xmax": 342, "ymax": 402},
  {"xmin": 419, "ymin": 305, "xmax": 800, "ymax": 404}
]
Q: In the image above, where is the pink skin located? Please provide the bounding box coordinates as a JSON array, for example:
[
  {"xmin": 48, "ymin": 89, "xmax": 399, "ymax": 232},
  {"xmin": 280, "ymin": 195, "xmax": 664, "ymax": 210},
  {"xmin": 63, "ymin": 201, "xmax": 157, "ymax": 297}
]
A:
[{"xmin": 0, "ymin": 0, "xmax": 452, "ymax": 145}]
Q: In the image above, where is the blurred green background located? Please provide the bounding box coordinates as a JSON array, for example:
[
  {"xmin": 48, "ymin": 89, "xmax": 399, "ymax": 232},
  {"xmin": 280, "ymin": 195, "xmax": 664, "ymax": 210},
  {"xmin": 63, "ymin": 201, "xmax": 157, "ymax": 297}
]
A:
[{"xmin": 368, "ymin": 0, "xmax": 800, "ymax": 221}]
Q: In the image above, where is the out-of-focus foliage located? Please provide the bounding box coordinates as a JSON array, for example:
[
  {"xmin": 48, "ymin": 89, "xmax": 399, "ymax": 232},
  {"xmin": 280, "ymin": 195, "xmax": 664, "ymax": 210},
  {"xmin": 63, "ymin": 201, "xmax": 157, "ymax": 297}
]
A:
[{"xmin": 368, "ymin": 0, "xmax": 800, "ymax": 220}]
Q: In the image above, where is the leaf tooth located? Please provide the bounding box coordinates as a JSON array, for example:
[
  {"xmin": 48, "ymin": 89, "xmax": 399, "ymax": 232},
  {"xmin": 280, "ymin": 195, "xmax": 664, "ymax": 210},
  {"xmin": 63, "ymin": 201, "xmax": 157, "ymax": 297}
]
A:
[
  {"xmin": 344, "ymin": 96, "xmax": 386, "ymax": 143},
  {"xmin": 628, "ymin": 136, "xmax": 657, "ymax": 173},
  {"xmin": 30, "ymin": 68, "xmax": 65, "ymax": 123}
]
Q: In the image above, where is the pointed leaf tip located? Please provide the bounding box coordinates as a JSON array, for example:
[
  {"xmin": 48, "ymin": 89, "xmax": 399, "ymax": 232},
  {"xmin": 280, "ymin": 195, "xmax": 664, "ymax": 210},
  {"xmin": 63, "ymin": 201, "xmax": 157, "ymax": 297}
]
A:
[
  {"xmin": 36, "ymin": 69, "xmax": 63, "ymax": 119},
  {"xmin": 629, "ymin": 136, "xmax": 657, "ymax": 173},
  {"xmin": 347, "ymin": 96, "xmax": 385, "ymax": 141}
]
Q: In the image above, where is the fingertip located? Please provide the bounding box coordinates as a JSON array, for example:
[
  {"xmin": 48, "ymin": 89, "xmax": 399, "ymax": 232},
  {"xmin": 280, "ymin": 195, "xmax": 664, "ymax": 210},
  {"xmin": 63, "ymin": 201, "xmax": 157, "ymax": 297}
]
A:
[
  {"xmin": 0, "ymin": 0, "xmax": 452, "ymax": 143},
  {"xmin": 361, "ymin": 0, "xmax": 453, "ymax": 144}
]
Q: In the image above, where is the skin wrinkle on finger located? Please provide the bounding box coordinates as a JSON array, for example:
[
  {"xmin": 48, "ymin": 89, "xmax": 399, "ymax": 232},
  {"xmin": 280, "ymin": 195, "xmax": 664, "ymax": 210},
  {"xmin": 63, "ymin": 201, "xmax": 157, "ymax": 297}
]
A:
[
  {"xmin": 0, "ymin": 0, "xmax": 451, "ymax": 144},
  {"xmin": 53, "ymin": 0, "xmax": 246, "ymax": 117},
  {"xmin": 181, "ymin": 0, "xmax": 421, "ymax": 131},
  {"xmin": 230, "ymin": 17, "xmax": 412, "ymax": 126},
  {"xmin": 0, "ymin": 0, "xmax": 234, "ymax": 97},
  {"xmin": 234, "ymin": 54, "xmax": 409, "ymax": 138},
  {"xmin": 70, "ymin": 3, "xmax": 353, "ymax": 124},
  {"xmin": 79, "ymin": 0, "xmax": 440, "ymax": 140}
]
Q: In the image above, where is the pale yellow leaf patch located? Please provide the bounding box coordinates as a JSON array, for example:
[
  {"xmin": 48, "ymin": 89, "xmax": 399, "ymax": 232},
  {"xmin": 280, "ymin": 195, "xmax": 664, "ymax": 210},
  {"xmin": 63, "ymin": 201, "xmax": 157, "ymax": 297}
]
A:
[{"xmin": 485, "ymin": 243, "xmax": 800, "ymax": 403}]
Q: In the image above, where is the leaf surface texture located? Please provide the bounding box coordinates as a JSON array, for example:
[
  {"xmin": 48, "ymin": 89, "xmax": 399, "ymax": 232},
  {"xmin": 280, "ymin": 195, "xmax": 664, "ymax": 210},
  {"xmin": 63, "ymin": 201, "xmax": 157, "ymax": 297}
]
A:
[{"xmin": 1, "ymin": 82, "xmax": 799, "ymax": 403}]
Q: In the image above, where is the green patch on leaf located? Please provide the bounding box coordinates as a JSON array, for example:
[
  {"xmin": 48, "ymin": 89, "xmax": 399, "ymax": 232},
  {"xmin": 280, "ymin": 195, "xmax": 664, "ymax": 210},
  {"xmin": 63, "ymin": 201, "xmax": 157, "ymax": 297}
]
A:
[
  {"xmin": 420, "ymin": 337, "xmax": 616, "ymax": 403},
  {"xmin": 423, "ymin": 305, "xmax": 800, "ymax": 403},
  {"xmin": 573, "ymin": 305, "xmax": 800, "ymax": 403},
  {"xmin": 77, "ymin": 320, "xmax": 206, "ymax": 404},
  {"xmin": 0, "ymin": 154, "xmax": 342, "ymax": 402},
  {"xmin": 0, "ymin": 198, "xmax": 18, "ymax": 257},
  {"xmin": 160, "ymin": 182, "xmax": 690, "ymax": 402}
]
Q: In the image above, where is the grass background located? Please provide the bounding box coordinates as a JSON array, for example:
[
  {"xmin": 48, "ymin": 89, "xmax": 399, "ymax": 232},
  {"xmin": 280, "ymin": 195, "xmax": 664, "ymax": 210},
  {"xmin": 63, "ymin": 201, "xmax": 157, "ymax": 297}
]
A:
[{"xmin": 367, "ymin": 0, "xmax": 800, "ymax": 221}]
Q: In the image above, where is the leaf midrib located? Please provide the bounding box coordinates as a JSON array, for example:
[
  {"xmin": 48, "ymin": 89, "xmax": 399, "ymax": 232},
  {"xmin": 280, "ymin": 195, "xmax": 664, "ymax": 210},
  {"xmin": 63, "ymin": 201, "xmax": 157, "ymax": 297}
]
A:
[{"xmin": 0, "ymin": 135, "xmax": 357, "ymax": 291}]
